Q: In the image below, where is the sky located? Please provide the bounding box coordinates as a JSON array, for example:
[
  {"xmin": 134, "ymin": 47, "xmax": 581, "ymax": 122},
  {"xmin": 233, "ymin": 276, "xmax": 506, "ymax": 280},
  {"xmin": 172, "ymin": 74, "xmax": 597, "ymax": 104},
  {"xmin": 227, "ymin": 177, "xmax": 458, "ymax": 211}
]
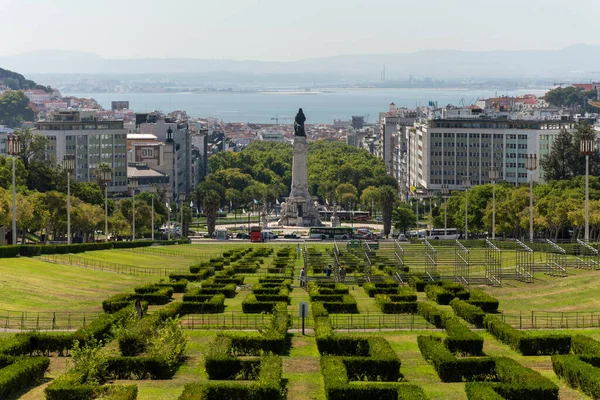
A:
[{"xmin": 2, "ymin": 0, "xmax": 599, "ymax": 61}]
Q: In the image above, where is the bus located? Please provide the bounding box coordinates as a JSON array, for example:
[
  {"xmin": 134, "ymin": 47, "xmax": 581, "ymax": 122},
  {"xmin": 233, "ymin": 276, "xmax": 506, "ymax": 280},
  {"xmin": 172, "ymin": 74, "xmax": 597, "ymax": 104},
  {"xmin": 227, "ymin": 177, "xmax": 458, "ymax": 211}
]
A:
[
  {"xmin": 309, "ymin": 227, "xmax": 354, "ymax": 240},
  {"xmin": 426, "ymin": 228, "xmax": 459, "ymax": 240},
  {"xmin": 250, "ymin": 226, "xmax": 263, "ymax": 242}
]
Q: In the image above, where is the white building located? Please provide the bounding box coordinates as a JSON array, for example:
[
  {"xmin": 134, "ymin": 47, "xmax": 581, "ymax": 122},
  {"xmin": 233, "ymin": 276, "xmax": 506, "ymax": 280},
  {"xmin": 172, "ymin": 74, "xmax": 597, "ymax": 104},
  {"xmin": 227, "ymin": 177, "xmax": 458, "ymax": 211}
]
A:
[{"xmin": 34, "ymin": 110, "xmax": 128, "ymax": 193}]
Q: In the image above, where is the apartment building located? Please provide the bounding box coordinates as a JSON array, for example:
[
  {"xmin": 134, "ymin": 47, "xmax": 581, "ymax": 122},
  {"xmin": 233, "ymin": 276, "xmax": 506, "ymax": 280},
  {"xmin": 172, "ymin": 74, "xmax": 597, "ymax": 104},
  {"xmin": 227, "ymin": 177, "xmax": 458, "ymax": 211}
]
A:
[
  {"xmin": 34, "ymin": 110, "xmax": 128, "ymax": 193},
  {"xmin": 403, "ymin": 117, "xmax": 577, "ymax": 196}
]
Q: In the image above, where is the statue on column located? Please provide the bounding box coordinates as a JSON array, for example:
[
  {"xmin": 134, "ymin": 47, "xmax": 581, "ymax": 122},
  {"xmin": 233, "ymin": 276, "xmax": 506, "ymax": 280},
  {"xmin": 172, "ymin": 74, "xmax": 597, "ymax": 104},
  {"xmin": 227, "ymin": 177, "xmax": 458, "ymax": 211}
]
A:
[{"xmin": 294, "ymin": 108, "xmax": 306, "ymax": 137}]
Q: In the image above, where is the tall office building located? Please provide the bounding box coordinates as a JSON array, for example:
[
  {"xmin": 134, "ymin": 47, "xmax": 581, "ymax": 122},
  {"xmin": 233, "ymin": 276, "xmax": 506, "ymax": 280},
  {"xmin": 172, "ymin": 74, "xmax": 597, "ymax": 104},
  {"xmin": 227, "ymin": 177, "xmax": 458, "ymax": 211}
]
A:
[
  {"xmin": 34, "ymin": 110, "xmax": 128, "ymax": 193},
  {"xmin": 403, "ymin": 116, "xmax": 576, "ymax": 195}
]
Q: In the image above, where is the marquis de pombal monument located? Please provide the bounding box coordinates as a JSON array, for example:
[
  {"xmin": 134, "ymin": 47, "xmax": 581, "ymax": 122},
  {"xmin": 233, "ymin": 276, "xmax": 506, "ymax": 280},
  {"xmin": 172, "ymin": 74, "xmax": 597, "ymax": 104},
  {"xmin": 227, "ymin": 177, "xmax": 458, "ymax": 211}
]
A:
[{"xmin": 279, "ymin": 108, "xmax": 320, "ymax": 226}]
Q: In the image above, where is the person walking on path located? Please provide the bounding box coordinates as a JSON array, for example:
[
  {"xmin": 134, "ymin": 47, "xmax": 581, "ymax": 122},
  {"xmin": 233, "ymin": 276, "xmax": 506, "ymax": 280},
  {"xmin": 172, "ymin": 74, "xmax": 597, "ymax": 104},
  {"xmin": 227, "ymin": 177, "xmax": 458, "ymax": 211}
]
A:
[
  {"xmin": 339, "ymin": 265, "xmax": 347, "ymax": 282},
  {"xmin": 299, "ymin": 266, "xmax": 307, "ymax": 287},
  {"xmin": 325, "ymin": 265, "xmax": 332, "ymax": 277}
]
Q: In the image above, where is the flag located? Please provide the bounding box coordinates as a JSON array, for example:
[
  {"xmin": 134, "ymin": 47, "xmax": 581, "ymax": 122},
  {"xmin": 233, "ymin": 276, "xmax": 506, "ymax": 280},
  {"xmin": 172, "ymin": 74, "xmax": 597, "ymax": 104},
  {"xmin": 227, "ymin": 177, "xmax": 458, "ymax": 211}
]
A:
[{"xmin": 190, "ymin": 201, "xmax": 193, "ymax": 207}]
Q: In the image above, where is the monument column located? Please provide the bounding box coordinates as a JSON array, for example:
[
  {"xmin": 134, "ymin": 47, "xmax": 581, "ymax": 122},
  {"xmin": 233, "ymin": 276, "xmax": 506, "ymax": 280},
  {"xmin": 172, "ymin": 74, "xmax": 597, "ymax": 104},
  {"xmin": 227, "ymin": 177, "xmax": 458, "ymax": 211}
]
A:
[{"xmin": 291, "ymin": 136, "xmax": 310, "ymax": 199}]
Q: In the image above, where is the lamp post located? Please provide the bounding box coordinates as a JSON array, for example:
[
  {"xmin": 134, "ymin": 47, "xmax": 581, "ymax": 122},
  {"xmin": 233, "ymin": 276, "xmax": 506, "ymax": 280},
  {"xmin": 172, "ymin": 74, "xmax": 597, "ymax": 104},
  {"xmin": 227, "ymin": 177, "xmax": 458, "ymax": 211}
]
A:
[
  {"xmin": 180, "ymin": 194, "xmax": 186, "ymax": 238},
  {"xmin": 149, "ymin": 184, "xmax": 157, "ymax": 241},
  {"xmin": 63, "ymin": 155, "xmax": 76, "ymax": 244},
  {"xmin": 581, "ymin": 137, "xmax": 595, "ymax": 242},
  {"xmin": 526, "ymin": 154, "xmax": 537, "ymax": 243},
  {"xmin": 7, "ymin": 134, "xmax": 19, "ymax": 245},
  {"xmin": 128, "ymin": 176, "xmax": 138, "ymax": 241},
  {"xmin": 166, "ymin": 202, "xmax": 171, "ymax": 240},
  {"xmin": 440, "ymin": 184, "xmax": 450, "ymax": 235},
  {"xmin": 462, "ymin": 176, "xmax": 471, "ymax": 240},
  {"xmin": 98, "ymin": 168, "xmax": 112, "ymax": 242},
  {"xmin": 488, "ymin": 166, "xmax": 499, "ymax": 240}
]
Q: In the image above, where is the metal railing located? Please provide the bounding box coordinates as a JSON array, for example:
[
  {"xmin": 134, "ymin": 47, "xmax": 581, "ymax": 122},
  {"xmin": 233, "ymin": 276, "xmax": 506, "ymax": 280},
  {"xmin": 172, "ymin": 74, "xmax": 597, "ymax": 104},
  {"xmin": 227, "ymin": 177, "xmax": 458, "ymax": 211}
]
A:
[
  {"xmin": 501, "ymin": 310, "xmax": 600, "ymax": 329},
  {"xmin": 454, "ymin": 239, "xmax": 470, "ymax": 286},
  {"xmin": 424, "ymin": 239, "xmax": 438, "ymax": 280},
  {"xmin": 0, "ymin": 310, "xmax": 101, "ymax": 332},
  {"xmin": 122, "ymin": 246, "xmax": 212, "ymax": 260},
  {"xmin": 485, "ymin": 239, "xmax": 502, "ymax": 287},
  {"xmin": 38, "ymin": 253, "xmax": 185, "ymax": 276}
]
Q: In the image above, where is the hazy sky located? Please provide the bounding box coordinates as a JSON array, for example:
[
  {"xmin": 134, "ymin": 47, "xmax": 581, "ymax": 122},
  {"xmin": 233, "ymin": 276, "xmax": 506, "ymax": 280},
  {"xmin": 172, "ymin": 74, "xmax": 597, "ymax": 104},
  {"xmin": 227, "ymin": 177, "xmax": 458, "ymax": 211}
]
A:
[{"xmin": 2, "ymin": 0, "xmax": 599, "ymax": 61}]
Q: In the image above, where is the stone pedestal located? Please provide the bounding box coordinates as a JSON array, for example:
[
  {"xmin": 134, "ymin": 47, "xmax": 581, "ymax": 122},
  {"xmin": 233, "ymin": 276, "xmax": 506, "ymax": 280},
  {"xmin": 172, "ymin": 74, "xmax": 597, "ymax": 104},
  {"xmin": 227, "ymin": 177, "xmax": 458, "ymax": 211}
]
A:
[{"xmin": 279, "ymin": 136, "xmax": 320, "ymax": 227}]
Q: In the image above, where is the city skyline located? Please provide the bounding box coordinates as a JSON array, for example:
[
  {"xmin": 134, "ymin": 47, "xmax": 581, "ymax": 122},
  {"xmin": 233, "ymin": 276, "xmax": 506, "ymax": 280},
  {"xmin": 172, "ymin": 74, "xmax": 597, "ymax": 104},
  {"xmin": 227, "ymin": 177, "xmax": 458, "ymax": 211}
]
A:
[{"xmin": 1, "ymin": 0, "xmax": 599, "ymax": 61}]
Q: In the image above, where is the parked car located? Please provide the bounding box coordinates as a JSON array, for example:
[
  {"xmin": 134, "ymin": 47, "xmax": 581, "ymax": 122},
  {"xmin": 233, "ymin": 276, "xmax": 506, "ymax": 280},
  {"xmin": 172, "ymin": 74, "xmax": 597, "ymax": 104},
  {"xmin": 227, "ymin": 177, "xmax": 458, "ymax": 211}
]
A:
[
  {"xmin": 392, "ymin": 232, "xmax": 408, "ymax": 241},
  {"xmin": 263, "ymin": 231, "xmax": 278, "ymax": 240},
  {"xmin": 236, "ymin": 232, "xmax": 250, "ymax": 239},
  {"xmin": 284, "ymin": 233, "xmax": 299, "ymax": 239}
]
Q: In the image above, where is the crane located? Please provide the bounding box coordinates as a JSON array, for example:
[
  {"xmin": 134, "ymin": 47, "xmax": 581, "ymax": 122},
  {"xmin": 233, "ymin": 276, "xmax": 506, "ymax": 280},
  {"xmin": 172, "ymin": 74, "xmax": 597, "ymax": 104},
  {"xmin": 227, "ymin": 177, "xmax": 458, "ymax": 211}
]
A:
[{"xmin": 271, "ymin": 115, "xmax": 293, "ymax": 124}]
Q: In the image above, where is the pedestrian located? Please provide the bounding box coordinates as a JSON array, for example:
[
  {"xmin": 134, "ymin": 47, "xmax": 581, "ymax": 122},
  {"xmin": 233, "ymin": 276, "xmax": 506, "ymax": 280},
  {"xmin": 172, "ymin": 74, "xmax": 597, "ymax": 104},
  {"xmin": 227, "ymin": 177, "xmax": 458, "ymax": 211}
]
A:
[
  {"xmin": 325, "ymin": 265, "xmax": 332, "ymax": 277},
  {"xmin": 339, "ymin": 265, "xmax": 347, "ymax": 282},
  {"xmin": 299, "ymin": 266, "xmax": 306, "ymax": 288}
]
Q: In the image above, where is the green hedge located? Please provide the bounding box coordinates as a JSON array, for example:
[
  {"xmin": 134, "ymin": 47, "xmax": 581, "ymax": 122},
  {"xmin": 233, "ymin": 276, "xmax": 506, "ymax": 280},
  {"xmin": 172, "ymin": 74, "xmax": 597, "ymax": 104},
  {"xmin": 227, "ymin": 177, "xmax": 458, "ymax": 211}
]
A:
[
  {"xmin": 180, "ymin": 295, "xmax": 226, "ymax": 314},
  {"xmin": 107, "ymin": 356, "xmax": 175, "ymax": 379},
  {"xmin": 363, "ymin": 282, "xmax": 400, "ymax": 297},
  {"xmin": 484, "ymin": 315, "xmax": 571, "ymax": 355},
  {"xmin": 465, "ymin": 382, "xmax": 505, "ymax": 399},
  {"xmin": 466, "ymin": 289, "xmax": 499, "ymax": 313},
  {"xmin": 417, "ymin": 302, "xmax": 445, "ymax": 328},
  {"xmin": 425, "ymin": 285, "xmax": 455, "ymax": 305},
  {"xmin": 194, "ymin": 283, "xmax": 237, "ymax": 298},
  {"xmin": 409, "ymin": 276, "xmax": 427, "ymax": 292},
  {"xmin": 571, "ymin": 335, "xmax": 600, "ymax": 355},
  {"xmin": 552, "ymin": 354, "xmax": 600, "ymax": 399},
  {"xmin": 417, "ymin": 335, "xmax": 494, "ymax": 382},
  {"xmin": 212, "ymin": 275, "xmax": 245, "ymax": 285},
  {"xmin": 0, "ymin": 357, "xmax": 50, "ymax": 398},
  {"xmin": 242, "ymin": 296, "xmax": 283, "ymax": 314},
  {"xmin": 169, "ymin": 269, "xmax": 213, "ymax": 282},
  {"xmin": 156, "ymin": 280, "xmax": 188, "ymax": 293},
  {"xmin": 493, "ymin": 356, "xmax": 558, "ymax": 400},
  {"xmin": 450, "ymin": 299, "xmax": 486, "ymax": 328},
  {"xmin": 180, "ymin": 355, "xmax": 282, "ymax": 400},
  {"xmin": 308, "ymin": 282, "xmax": 349, "ymax": 295},
  {"xmin": 374, "ymin": 295, "xmax": 417, "ymax": 314},
  {"xmin": 443, "ymin": 317, "xmax": 483, "ymax": 356},
  {"xmin": 319, "ymin": 295, "xmax": 359, "ymax": 314},
  {"xmin": 1, "ymin": 239, "xmax": 188, "ymax": 258}
]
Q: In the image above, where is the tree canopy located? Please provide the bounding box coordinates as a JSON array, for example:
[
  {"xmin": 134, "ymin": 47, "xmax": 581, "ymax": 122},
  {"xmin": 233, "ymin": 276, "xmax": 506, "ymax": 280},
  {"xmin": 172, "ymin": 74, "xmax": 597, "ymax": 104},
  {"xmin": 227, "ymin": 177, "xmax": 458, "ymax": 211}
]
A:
[
  {"xmin": 0, "ymin": 91, "xmax": 35, "ymax": 128},
  {"xmin": 544, "ymin": 86, "xmax": 598, "ymax": 111}
]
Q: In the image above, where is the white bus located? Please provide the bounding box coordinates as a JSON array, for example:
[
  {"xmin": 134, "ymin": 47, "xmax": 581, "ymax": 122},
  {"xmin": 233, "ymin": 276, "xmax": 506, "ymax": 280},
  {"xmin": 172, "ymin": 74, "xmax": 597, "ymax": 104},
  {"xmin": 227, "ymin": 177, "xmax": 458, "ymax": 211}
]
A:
[
  {"xmin": 426, "ymin": 228, "xmax": 460, "ymax": 240},
  {"xmin": 309, "ymin": 227, "xmax": 354, "ymax": 240}
]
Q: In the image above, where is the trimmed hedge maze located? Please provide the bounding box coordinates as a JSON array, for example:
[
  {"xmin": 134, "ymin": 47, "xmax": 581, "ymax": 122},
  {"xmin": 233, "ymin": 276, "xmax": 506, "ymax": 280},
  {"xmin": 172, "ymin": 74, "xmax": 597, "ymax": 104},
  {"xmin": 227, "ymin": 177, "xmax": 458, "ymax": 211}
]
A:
[
  {"xmin": 308, "ymin": 282, "xmax": 358, "ymax": 314},
  {"xmin": 313, "ymin": 301, "xmax": 429, "ymax": 399},
  {"xmin": 178, "ymin": 304, "xmax": 288, "ymax": 399},
  {"xmin": 243, "ymin": 278, "xmax": 292, "ymax": 313}
]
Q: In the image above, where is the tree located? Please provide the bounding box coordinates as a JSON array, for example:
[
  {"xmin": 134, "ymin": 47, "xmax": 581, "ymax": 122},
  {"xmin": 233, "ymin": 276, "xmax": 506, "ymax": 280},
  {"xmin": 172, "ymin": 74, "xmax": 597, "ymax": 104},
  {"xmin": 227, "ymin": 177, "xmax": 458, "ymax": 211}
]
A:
[
  {"xmin": 336, "ymin": 183, "xmax": 358, "ymax": 210},
  {"xmin": 392, "ymin": 204, "xmax": 416, "ymax": 234},
  {"xmin": 202, "ymin": 190, "xmax": 221, "ymax": 236},
  {"xmin": 0, "ymin": 91, "xmax": 34, "ymax": 128},
  {"xmin": 14, "ymin": 127, "xmax": 50, "ymax": 169},
  {"xmin": 360, "ymin": 186, "xmax": 380, "ymax": 215},
  {"xmin": 378, "ymin": 185, "xmax": 398, "ymax": 237}
]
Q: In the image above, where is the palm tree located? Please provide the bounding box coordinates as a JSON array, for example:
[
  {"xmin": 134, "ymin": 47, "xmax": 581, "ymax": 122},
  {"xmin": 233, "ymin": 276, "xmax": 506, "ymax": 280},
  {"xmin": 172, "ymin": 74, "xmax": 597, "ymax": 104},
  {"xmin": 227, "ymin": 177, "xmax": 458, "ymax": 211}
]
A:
[{"xmin": 203, "ymin": 190, "xmax": 222, "ymax": 236}]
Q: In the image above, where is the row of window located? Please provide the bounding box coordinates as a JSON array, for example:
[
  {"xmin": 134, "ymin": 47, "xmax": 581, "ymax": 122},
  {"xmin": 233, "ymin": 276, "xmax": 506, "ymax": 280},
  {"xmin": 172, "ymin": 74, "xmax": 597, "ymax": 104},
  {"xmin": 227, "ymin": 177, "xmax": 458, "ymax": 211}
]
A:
[
  {"xmin": 431, "ymin": 160, "xmax": 497, "ymax": 167},
  {"xmin": 66, "ymin": 134, "xmax": 127, "ymax": 140},
  {"xmin": 431, "ymin": 132, "xmax": 529, "ymax": 139}
]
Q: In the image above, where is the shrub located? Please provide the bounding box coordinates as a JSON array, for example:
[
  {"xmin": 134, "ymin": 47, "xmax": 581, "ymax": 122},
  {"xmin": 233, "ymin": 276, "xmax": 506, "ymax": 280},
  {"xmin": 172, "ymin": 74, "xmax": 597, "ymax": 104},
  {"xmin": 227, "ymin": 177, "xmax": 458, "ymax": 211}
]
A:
[
  {"xmin": 0, "ymin": 357, "xmax": 50, "ymax": 398},
  {"xmin": 319, "ymin": 295, "xmax": 359, "ymax": 314},
  {"xmin": 409, "ymin": 276, "xmax": 427, "ymax": 292},
  {"xmin": 180, "ymin": 294, "xmax": 226, "ymax": 314},
  {"xmin": 451, "ymin": 298, "xmax": 486, "ymax": 327},
  {"xmin": 417, "ymin": 336, "xmax": 494, "ymax": 382},
  {"xmin": 107, "ymin": 356, "xmax": 173, "ymax": 379},
  {"xmin": 417, "ymin": 302, "xmax": 444, "ymax": 328},
  {"xmin": 494, "ymin": 356, "xmax": 558, "ymax": 399},
  {"xmin": 552, "ymin": 354, "xmax": 600, "ymax": 399},
  {"xmin": 426, "ymin": 285, "xmax": 454, "ymax": 305},
  {"xmin": 242, "ymin": 296, "xmax": 282, "ymax": 314},
  {"xmin": 571, "ymin": 335, "xmax": 600, "ymax": 355},
  {"xmin": 363, "ymin": 282, "xmax": 400, "ymax": 297},
  {"xmin": 374, "ymin": 295, "xmax": 417, "ymax": 314},
  {"xmin": 195, "ymin": 283, "xmax": 237, "ymax": 298},
  {"xmin": 444, "ymin": 317, "xmax": 483, "ymax": 356},
  {"xmin": 467, "ymin": 289, "xmax": 499, "ymax": 313},
  {"xmin": 484, "ymin": 315, "xmax": 571, "ymax": 355}
]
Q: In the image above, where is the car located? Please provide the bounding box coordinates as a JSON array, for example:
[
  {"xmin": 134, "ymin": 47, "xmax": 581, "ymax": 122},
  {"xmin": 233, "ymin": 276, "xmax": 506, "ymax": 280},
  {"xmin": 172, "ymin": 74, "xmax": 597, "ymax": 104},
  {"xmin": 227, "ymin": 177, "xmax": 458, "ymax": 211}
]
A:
[
  {"xmin": 392, "ymin": 233, "xmax": 408, "ymax": 241},
  {"xmin": 284, "ymin": 233, "xmax": 299, "ymax": 239},
  {"xmin": 236, "ymin": 232, "xmax": 250, "ymax": 239},
  {"xmin": 375, "ymin": 216, "xmax": 383, "ymax": 222},
  {"xmin": 263, "ymin": 231, "xmax": 278, "ymax": 240}
]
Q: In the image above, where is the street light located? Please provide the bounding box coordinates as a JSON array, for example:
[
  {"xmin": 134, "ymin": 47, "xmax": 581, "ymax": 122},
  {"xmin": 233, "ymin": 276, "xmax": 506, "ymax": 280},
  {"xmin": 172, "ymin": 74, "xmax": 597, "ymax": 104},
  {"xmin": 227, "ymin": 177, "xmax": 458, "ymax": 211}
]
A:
[
  {"xmin": 581, "ymin": 137, "xmax": 595, "ymax": 242},
  {"xmin": 7, "ymin": 134, "xmax": 19, "ymax": 245},
  {"xmin": 488, "ymin": 166, "xmax": 500, "ymax": 240},
  {"xmin": 149, "ymin": 184, "xmax": 157, "ymax": 241},
  {"xmin": 63, "ymin": 155, "xmax": 76, "ymax": 244},
  {"xmin": 166, "ymin": 201, "xmax": 172, "ymax": 240},
  {"xmin": 180, "ymin": 194, "xmax": 186, "ymax": 238},
  {"xmin": 128, "ymin": 176, "xmax": 138, "ymax": 241},
  {"xmin": 526, "ymin": 154, "xmax": 537, "ymax": 243},
  {"xmin": 462, "ymin": 176, "xmax": 471, "ymax": 240},
  {"xmin": 98, "ymin": 168, "xmax": 112, "ymax": 242},
  {"xmin": 440, "ymin": 184, "xmax": 450, "ymax": 235}
]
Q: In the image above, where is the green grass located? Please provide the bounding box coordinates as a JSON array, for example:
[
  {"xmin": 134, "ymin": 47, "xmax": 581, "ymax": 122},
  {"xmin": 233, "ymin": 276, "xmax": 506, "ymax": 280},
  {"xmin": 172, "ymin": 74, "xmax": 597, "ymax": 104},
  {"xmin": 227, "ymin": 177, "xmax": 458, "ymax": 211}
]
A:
[
  {"xmin": 59, "ymin": 249, "xmax": 195, "ymax": 270},
  {"xmin": 0, "ymin": 258, "xmax": 155, "ymax": 313}
]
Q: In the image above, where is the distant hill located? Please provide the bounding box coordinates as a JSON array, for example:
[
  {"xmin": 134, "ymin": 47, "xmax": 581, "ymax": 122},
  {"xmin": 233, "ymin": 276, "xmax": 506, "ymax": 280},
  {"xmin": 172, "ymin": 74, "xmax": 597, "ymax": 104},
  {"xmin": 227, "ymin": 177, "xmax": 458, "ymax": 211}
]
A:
[
  {"xmin": 0, "ymin": 67, "xmax": 50, "ymax": 91},
  {"xmin": 2, "ymin": 44, "xmax": 600, "ymax": 80}
]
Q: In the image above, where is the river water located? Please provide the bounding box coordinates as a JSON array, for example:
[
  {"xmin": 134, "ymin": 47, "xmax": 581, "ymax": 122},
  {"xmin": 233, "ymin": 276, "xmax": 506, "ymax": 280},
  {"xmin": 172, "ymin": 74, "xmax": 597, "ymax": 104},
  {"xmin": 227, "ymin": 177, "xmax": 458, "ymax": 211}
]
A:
[{"xmin": 66, "ymin": 87, "xmax": 549, "ymax": 124}]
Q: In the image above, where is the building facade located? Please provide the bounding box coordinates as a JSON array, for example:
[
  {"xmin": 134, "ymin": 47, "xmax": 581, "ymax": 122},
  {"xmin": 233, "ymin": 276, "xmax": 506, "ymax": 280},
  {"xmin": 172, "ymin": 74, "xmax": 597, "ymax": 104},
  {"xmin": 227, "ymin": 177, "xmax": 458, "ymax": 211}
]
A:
[
  {"xmin": 34, "ymin": 110, "xmax": 128, "ymax": 193},
  {"xmin": 403, "ymin": 117, "xmax": 577, "ymax": 196}
]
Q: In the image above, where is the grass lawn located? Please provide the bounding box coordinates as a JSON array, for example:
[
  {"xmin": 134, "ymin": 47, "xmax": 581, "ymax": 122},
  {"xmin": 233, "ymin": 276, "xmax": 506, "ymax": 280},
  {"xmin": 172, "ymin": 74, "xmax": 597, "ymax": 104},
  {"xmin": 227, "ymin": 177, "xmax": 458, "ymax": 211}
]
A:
[
  {"xmin": 482, "ymin": 268, "xmax": 600, "ymax": 312},
  {"xmin": 60, "ymin": 250, "xmax": 194, "ymax": 270},
  {"xmin": 0, "ymin": 258, "xmax": 156, "ymax": 313}
]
